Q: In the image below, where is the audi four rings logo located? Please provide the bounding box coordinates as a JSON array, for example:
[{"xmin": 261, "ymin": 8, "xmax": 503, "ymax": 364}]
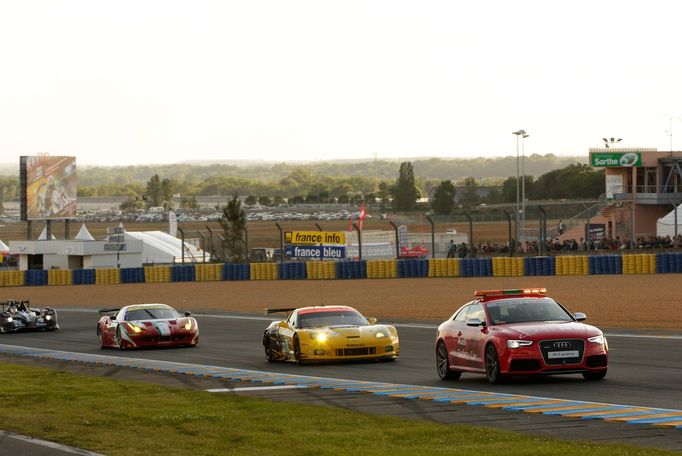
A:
[{"xmin": 553, "ymin": 341, "xmax": 571, "ymax": 349}]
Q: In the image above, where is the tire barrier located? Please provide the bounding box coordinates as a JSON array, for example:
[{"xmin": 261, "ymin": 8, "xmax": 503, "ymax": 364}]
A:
[
  {"xmin": 493, "ymin": 257, "xmax": 525, "ymax": 277},
  {"xmin": 427, "ymin": 259, "xmax": 460, "ymax": 278},
  {"xmin": 25, "ymin": 270, "xmax": 48, "ymax": 286},
  {"xmin": 8, "ymin": 251, "xmax": 682, "ymax": 287},
  {"xmin": 280, "ymin": 262, "xmax": 306, "ymax": 280},
  {"xmin": 555, "ymin": 255, "xmax": 589, "ymax": 275},
  {"xmin": 588, "ymin": 255, "xmax": 623, "ymax": 275},
  {"xmin": 524, "ymin": 257, "xmax": 555, "ymax": 277},
  {"xmin": 72, "ymin": 269, "xmax": 96, "ymax": 285},
  {"xmin": 306, "ymin": 261, "xmax": 337, "ymax": 280},
  {"xmin": 47, "ymin": 269, "xmax": 73, "ymax": 286},
  {"xmin": 222, "ymin": 263, "xmax": 250, "ymax": 281},
  {"xmin": 366, "ymin": 260, "xmax": 398, "ymax": 279},
  {"xmin": 335, "ymin": 260, "xmax": 367, "ymax": 279},
  {"xmin": 657, "ymin": 252, "xmax": 682, "ymax": 273},
  {"xmin": 622, "ymin": 254, "xmax": 656, "ymax": 274},
  {"xmin": 144, "ymin": 266, "xmax": 171, "ymax": 283},
  {"xmin": 397, "ymin": 259, "xmax": 428, "ymax": 278},
  {"xmin": 460, "ymin": 258, "xmax": 493, "ymax": 277},
  {"xmin": 172, "ymin": 265, "xmax": 196, "ymax": 282},
  {"xmin": 120, "ymin": 267, "xmax": 145, "ymax": 284},
  {"xmin": 194, "ymin": 264, "xmax": 222, "ymax": 282},
  {"xmin": 0, "ymin": 270, "xmax": 26, "ymax": 287},
  {"xmin": 250, "ymin": 262, "xmax": 279, "ymax": 280},
  {"xmin": 96, "ymin": 268, "xmax": 121, "ymax": 285}
]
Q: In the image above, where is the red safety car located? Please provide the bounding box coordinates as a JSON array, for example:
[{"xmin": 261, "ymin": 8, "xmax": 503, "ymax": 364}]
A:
[
  {"xmin": 97, "ymin": 303, "xmax": 199, "ymax": 349},
  {"xmin": 436, "ymin": 288, "xmax": 608, "ymax": 383}
]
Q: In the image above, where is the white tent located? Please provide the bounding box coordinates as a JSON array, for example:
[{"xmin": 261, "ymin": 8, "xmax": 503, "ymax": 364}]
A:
[
  {"xmin": 37, "ymin": 226, "xmax": 57, "ymax": 240},
  {"xmin": 0, "ymin": 239, "xmax": 9, "ymax": 254},
  {"xmin": 75, "ymin": 224, "xmax": 95, "ymax": 241},
  {"xmin": 125, "ymin": 230, "xmax": 205, "ymax": 264},
  {"xmin": 656, "ymin": 204, "xmax": 682, "ymax": 238}
]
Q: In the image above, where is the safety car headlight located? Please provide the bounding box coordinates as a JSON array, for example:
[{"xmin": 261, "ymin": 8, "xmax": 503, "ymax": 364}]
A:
[
  {"xmin": 588, "ymin": 334, "xmax": 605, "ymax": 344},
  {"xmin": 375, "ymin": 331, "xmax": 386, "ymax": 339},
  {"xmin": 507, "ymin": 340, "xmax": 533, "ymax": 349}
]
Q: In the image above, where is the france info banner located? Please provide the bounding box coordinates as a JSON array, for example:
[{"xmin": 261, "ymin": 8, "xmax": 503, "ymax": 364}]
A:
[{"xmin": 285, "ymin": 245, "xmax": 346, "ymax": 259}]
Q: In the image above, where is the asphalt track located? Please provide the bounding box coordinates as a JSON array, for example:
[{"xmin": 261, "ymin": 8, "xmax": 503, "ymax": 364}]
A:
[{"xmin": 4, "ymin": 308, "xmax": 682, "ymax": 411}]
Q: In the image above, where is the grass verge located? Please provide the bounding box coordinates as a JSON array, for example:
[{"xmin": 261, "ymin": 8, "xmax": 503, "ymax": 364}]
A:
[{"xmin": 0, "ymin": 361, "xmax": 676, "ymax": 456}]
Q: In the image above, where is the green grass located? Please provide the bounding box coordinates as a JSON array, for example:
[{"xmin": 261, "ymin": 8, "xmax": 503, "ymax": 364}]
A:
[{"xmin": 0, "ymin": 362, "xmax": 676, "ymax": 456}]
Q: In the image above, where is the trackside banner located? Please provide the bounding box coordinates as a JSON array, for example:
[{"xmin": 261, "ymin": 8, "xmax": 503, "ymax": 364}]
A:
[
  {"xmin": 285, "ymin": 245, "xmax": 345, "ymax": 259},
  {"xmin": 284, "ymin": 231, "xmax": 345, "ymax": 245}
]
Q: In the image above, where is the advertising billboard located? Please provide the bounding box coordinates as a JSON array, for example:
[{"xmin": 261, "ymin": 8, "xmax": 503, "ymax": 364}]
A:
[
  {"xmin": 590, "ymin": 152, "xmax": 641, "ymax": 167},
  {"xmin": 20, "ymin": 156, "xmax": 77, "ymax": 220}
]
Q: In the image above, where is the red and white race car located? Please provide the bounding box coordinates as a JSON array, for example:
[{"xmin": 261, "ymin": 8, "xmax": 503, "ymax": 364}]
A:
[
  {"xmin": 97, "ymin": 303, "xmax": 199, "ymax": 349},
  {"xmin": 436, "ymin": 288, "xmax": 608, "ymax": 383}
]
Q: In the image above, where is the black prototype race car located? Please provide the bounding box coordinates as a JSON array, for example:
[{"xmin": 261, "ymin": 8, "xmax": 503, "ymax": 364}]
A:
[{"xmin": 0, "ymin": 300, "xmax": 59, "ymax": 333}]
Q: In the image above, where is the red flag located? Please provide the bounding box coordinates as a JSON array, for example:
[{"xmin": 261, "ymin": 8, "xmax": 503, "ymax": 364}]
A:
[{"xmin": 358, "ymin": 202, "xmax": 366, "ymax": 230}]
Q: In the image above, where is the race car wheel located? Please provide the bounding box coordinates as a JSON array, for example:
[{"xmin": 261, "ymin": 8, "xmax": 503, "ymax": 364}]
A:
[
  {"xmin": 293, "ymin": 335, "xmax": 302, "ymax": 364},
  {"xmin": 115, "ymin": 327, "xmax": 125, "ymax": 350},
  {"xmin": 485, "ymin": 344, "xmax": 505, "ymax": 384},
  {"xmin": 97, "ymin": 327, "xmax": 104, "ymax": 348},
  {"xmin": 582, "ymin": 369, "xmax": 607, "ymax": 381},
  {"xmin": 436, "ymin": 341, "xmax": 461, "ymax": 380},
  {"xmin": 263, "ymin": 334, "xmax": 275, "ymax": 362}
]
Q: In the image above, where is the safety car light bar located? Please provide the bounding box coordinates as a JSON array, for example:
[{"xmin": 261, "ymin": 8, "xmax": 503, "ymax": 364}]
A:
[{"xmin": 474, "ymin": 288, "xmax": 547, "ymax": 298}]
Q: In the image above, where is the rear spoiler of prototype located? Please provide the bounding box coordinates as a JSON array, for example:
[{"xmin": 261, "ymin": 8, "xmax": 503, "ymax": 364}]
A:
[
  {"xmin": 98, "ymin": 308, "xmax": 120, "ymax": 315},
  {"xmin": 264, "ymin": 307, "xmax": 296, "ymax": 316},
  {"xmin": 1, "ymin": 300, "xmax": 29, "ymax": 311}
]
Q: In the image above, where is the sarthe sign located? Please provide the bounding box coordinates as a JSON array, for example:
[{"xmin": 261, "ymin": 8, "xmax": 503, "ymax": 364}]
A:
[
  {"xmin": 284, "ymin": 231, "xmax": 345, "ymax": 245},
  {"xmin": 591, "ymin": 152, "xmax": 641, "ymax": 167}
]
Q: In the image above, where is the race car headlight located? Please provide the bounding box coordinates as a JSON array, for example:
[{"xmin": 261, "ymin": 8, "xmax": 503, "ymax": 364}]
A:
[
  {"xmin": 588, "ymin": 334, "xmax": 605, "ymax": 344},
  {"xmin": 45, "ymin": 315, "xmax": 52, "ymax": 321},
  {"xmin": 126, "ymin": 323, "xmax": 144, "ymax": 333},
  {"xmin": 507, "ymin": 340, "xmax": 533, "ymax": 349},
  {"xmin": 184, "ymin": 320, "xmax": 192, "ymax": 330},
  {"xmin": 313, "ymin": 333, "xmax": 328, "ymax": 342},
  {"xmin": 375, "ymin": 331, "xmax": 386, "ymax": 339},
  {"xmin": 6, "ymin": 317, "xmax": 12, "ymax": 323}
]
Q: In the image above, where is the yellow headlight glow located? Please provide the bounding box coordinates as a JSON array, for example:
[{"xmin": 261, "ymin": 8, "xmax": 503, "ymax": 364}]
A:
[
  {"xmin": 184, "ymin": 320, "xmax": 192, "ymax": 330},
  {"xmin": 314, "ymin": 333, "xmax": 328, "ymax": 342},
  {"xmin": 375, "ymin": 332, "xmax": 386, "ymax": 339}
]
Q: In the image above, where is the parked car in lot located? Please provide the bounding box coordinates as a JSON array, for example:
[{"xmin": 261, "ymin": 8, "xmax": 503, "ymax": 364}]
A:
[{"xmin": 436, "ymin": 288, "xmax": 608, "ymax": 383}]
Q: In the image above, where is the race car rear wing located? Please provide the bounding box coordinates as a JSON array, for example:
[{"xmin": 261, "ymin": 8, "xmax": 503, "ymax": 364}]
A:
[
  {"xmin": 98, "ymin": 308, "xmax": 120, "ymax": 315},
  {"xmin": 264, "ymin": 307, "xmax": 296, "ymax": 316}
]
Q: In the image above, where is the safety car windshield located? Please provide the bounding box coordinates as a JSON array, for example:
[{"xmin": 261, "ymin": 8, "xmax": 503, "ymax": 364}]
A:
[
  {"xmin": 298, "ymin": 310, "xmax": 368, "ymax": 328},
  {"xmin": 125, "ymin": 307, "xmax": 180, "ymax": 321},
  {"xmin": 485, "ymin": 298, "xmax": 573, "ymax": 325}
]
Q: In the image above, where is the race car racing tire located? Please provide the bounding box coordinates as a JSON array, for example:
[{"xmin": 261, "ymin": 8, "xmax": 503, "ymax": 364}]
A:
[
  {"xmin": 115, "ymin": 326, "xmax": 125, "ymax": 350},
  {"xmin": 582, "ymin": 369, "xmax": 607, "ymax": 381},
  {"xmin": 485, "ymin": 344, "xmax": 506, "ymax": 384},
  {"xmin": 263, "ymin": 333, "xmax": 275, "ymax": 362},
  {"xmin": 97, "ymin": 327, "xmax": 105, "ymax": 348},
  {"xmin": 293, "ymin": 334, "xmax": 302, "ymax": 364},
  {"xmin": 436, "ymin": 340, "xmax": 461, "ymax": 380}
]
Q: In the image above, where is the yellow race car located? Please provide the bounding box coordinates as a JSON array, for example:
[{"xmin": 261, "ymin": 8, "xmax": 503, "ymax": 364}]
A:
[{"xmin": 263, "ymin": 305, "xmax": 399, "ymax": 363}]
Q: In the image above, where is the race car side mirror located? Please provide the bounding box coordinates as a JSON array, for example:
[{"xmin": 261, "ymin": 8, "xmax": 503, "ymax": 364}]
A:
[
  {"xmin": 367, "ymin": 317, "xmax": 377, "ymax": 325},
  {"xmin": 574, "ymin": 312, "xmax": 587, "ymax": 321},
  {"xmin": 184, "ymin": 311, "xmax": 192, "ymax": 317}
]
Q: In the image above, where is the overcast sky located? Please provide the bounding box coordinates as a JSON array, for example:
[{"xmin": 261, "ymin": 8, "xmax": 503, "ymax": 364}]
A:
[{"xmin": 1, "ymin": 0, "xmax": 681, "ymax": 166}]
